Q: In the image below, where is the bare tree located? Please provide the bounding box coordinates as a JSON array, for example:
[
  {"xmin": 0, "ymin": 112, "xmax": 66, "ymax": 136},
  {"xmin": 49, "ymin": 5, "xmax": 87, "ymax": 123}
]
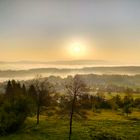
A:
[
  {"xmin": 29, "ymin": 75, "xmax": 52, "ymax": 125},
  {"xmin": 65, "ymin": 75, "xmax": 87, "ymax": 140}
]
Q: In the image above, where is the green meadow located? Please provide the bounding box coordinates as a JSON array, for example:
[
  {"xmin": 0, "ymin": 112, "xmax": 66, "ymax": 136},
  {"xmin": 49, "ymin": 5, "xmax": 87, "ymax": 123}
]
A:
[{"xmin": 1, "ymin": 110, "xmax": 140, "ymax": 140}]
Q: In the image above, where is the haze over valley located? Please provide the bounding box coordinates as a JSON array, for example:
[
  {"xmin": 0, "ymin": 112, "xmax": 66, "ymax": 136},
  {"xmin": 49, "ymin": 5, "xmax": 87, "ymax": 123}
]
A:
[{"xmin": 0, "ymin": 60, "xmax": 140, "ymax": 81}]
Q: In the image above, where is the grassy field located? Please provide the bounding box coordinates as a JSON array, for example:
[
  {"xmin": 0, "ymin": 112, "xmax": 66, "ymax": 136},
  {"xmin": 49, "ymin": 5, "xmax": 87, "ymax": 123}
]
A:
[{"xmin": 1, "ymin": 110, "xmax": 140, "ymax": 140}]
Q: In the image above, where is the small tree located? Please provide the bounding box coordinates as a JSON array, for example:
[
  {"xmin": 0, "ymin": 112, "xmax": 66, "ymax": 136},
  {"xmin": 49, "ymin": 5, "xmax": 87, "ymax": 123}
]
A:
[
  {"xmin": 123, "ymin": 104, "xmax": 132, "ymax": 117},
  {"xmin": 123, "ymin": 94, "xmax": 133, "ymax": 116},
  {"xmin": 28, "ymin": 76, "xmax": 52, "ymax": 125},
  {"xmin": 65, "ymin": 75, "xmax": 87, "ymax": 140},
  {"xmin": 114, "ymin": 94, "xmax": 123, "ymax": 108},
  {"xmin": 108, "ymin": 98, "xmax": 118, "ymax": 111}
]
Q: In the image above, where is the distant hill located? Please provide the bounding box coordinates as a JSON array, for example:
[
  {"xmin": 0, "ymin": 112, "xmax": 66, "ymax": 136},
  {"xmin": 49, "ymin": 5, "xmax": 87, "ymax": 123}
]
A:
[
  {"xmin": 0, "ymin": 60, "xmax": 110, "ymax": 65},
  {"xmin": 0, "ymin": 66, "xmax": 140, "ymax": 81}
]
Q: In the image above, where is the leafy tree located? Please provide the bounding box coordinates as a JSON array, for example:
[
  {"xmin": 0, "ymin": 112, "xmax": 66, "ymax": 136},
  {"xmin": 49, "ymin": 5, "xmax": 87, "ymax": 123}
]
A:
[
  {"xmin": 123, "ymin": 104, "xmax": 132, "ymax": 117},
  {"xmin": 108, "ymin": 99, "xmax": 118, "ymax": 111},
  {"xmin": 108, "ymin": 95, "xmax": 123, "ymax": 111},
  {"xmin": 79, "ymin": 93, "xmax": 91, "ymax": 109},
  {"xmin": 123, "ymin": 94, "xmax": 133, "ymax": 116},
  {"xmin": 114, "ymin": 95, "xmax": 123, "ymax": 108},
  {"xmin": 5, "ymin": 81, "xmax": 13, "ymax": 98},
  {"xmin": 22, "ymin": 84, "xmax": 27, "ymax": 95},
  {"xmin": 123, "ymin": 93, "xmax": 133, "ymax": 106},
  {"xmin": 89, "ymin": 95, "xmax": 102, "ymax": 111}
]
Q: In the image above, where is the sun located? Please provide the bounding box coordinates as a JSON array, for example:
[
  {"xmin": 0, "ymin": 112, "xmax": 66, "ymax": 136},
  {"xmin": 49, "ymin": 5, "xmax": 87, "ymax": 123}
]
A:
[
  {"xmin": 71, "ymin": 42, "xmax": 83, "ymax": 54},
  {"xmin": 68, "ymin": 41, "xmax": 86, "ymax": 58},
  {"xmin": 73, "ymin": 46, "xmax": 81, "ymax": 53}
]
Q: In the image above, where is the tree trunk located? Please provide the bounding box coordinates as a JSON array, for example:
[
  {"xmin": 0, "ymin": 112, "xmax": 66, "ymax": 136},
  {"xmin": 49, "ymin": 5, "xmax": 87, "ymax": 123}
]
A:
[
  {"xmin": 69, "ymin": 96, "xmax": 76, "ymax": 140},
  {"xmin": 37, "ymin": 104, "xmax": 40, "ymax": 125}
]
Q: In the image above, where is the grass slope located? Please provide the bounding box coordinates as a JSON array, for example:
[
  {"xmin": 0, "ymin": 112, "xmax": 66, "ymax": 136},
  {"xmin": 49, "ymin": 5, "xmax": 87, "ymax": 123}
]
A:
[{"xmin": 1, "ymin": 110, "xmax": 140, "ymax": 140}]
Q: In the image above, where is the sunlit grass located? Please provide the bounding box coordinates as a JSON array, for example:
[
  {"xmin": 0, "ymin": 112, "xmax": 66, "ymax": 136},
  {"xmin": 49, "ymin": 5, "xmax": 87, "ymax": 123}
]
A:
[{"xmin": 1, "ymin": 110, "xmax": 140, "ymax": 140}]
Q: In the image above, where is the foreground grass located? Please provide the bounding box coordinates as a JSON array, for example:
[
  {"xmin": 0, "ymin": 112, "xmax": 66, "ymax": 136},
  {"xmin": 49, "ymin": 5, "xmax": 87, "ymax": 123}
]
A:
[{"xmin": 1, "ymin": 110, "xmax": 140, "ymax": 140}]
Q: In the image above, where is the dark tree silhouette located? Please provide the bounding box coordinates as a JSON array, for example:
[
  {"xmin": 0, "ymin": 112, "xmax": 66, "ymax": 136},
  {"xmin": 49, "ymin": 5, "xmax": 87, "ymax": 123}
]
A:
[
  {"xmin": 5, "ymin": 80, "xmax": 27, "ymax": 101},
  {"xmin": 123, "ymin": 94, "xmax": 133, "ymax": 116},
  {"xmin": 65, "ymin": 75, "xmax": 87, "ymax": 140}
]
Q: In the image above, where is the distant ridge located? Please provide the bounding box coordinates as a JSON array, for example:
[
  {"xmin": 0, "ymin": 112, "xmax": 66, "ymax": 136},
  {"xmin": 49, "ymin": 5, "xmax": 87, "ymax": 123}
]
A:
[
  {"xmin": 1, "ymin": 60, "xmax": 140, "ymax": 66},
  {"xmin": 0, "ymin": 66, "xmax": 140, "ymax": 80},
  {"xmin": 0, "ymin": 60, "xmax": 110, "ymax": 65}
]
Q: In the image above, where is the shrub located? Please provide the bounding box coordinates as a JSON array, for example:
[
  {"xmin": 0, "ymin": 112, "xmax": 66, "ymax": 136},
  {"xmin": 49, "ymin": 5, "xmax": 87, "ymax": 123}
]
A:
[
  {"xmin": 0, "ymin": 96, "xmax": 30, "ymax": 135},
  {"xmin": 123, "ymin": 104, "xmax": 132, "ymax": 116}
]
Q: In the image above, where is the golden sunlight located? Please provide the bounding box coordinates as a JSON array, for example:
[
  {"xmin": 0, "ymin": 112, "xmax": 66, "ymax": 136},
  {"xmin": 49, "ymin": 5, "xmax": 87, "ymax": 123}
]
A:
[{"xmin": 68, "ymin": 41, "xmax": 87, "ymax": 58}]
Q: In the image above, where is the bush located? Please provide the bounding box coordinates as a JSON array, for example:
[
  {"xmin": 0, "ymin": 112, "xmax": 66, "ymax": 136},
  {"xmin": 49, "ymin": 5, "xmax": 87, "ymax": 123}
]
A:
[
  {"xmin": 0, "ymin": 97, "xmax": 30, "ymax": 135},
  {"xmin": 134, "ymin": 98, "xmax": 140, "ymax": 108},
  {"xmin": 123, "ymin": 104, "xmax": 132, "ymax": 116}
]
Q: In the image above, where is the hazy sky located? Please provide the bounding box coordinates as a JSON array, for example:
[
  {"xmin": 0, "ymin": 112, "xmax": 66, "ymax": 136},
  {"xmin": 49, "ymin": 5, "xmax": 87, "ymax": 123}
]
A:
[{"xmin": 0, "ymin": 0, "xmax": 140, "ymax": 64}]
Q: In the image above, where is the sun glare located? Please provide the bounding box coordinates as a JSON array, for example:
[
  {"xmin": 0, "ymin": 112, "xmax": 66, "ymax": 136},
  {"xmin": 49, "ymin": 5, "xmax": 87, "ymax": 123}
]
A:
[
  {"xmin": 68, "ymin": 41, "xmax": 86, "ymax": 58},
  {"xmin": 73, "ymin": 46, "xmax": 81, "ymax": 53}
]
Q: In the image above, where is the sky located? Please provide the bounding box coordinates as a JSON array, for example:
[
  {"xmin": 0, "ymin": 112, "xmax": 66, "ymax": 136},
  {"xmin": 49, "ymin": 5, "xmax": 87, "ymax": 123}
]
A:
[{"xmin": 0, "ymin": 0, "xmax": 140, "ymax": 64}]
